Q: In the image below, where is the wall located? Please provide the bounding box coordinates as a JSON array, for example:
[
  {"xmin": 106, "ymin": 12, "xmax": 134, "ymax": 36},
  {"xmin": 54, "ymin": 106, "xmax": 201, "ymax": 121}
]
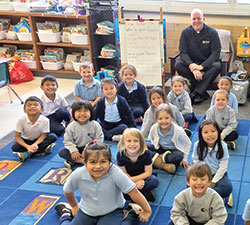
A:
[{"xmin": 123, "ymin": 11, "xmax": 250, "ymax": 73}]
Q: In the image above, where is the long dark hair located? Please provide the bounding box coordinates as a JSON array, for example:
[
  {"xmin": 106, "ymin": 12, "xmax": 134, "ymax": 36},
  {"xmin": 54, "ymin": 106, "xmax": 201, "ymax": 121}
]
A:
[{"xmin": 197, "ymin": 119, "xmax": 224, "ymax": 160}]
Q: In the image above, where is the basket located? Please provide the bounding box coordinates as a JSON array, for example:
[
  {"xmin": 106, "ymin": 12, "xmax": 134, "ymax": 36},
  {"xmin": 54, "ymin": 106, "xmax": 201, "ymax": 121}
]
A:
[
  {"xmin": 21, "ymin": 60, "xmax": 37, "ymax": 69},
  {"xmin": 41, "ymin": 61, "xmax": 63, "ymax": 70},
  {"xmin": 37, "ymin": 32, "xmax": 61, "ymax": 43},
  {"xmin": 73, "ymin": 62, "xmax": 84, "ymax": 72},
  {"xmin": 69, "ymin": 34, "xmax": 88, "ymax": 45},
  {"xmin": 17, "ymin": 33, "xmax": 32, "ymax": 42},
  {"xmin": 0, "ymin": 31, "xmax": 6, "ymax": 40}
]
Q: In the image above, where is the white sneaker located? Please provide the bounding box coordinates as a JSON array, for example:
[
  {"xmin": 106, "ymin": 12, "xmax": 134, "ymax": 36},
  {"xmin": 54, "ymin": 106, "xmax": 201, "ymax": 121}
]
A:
[{"xmin": 112, "ymin": 134, "xmax": 122, "ymax": 142}]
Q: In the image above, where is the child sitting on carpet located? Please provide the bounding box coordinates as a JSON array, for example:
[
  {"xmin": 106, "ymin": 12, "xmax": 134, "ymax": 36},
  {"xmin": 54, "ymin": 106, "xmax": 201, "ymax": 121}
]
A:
[
  {"xmin": 149, "ymin": 103, "xmax": 191, "ymax": 174},
  {"xmin": 192, "ymin": 119, "xmax": 232, "ymax": 199},
  {"xmin": 95, "ymin": 78, "xmax": 136, "ymax": 142},
  {"xmin": 167, "ymin": 76, "xmax": 197, "ymax": 128},
  {"xmin": 58, "ymin": 100, "xmax": 103, "ymax": 169},
  {"xmin": 74, "ymin": 62, "xmax": 102, "ymax": 107},
  {"xmin": 168, "ymin": 162, "xmax": 227, "ymax": 225},
  {"xmin": 210, "ymin": 76, "xmax": 238, "ymax": 114},
  {"xmin": 206, "ymin": 89, "xmax": 238, "ymax": 150},
  {"xmin": 117, "ymin": 128, "xmax": 159, "ymax": 202},
  {"xmin": 40, "ymin": 75, "xmax": 71, "ymax": 136},
  {"xmin": 141, "ymin": 86, "xmax": 185, "ymax": 139},
  {"xmin": 12, "ymin": 96, "xmax": 57, "ymax": 162},
  {"xmin": 117, "ymin": 64, "xmax": 149, "ymax": 123},
  {"xmin": 243, "ymin": 199, "xmax": 250, "ymax": 225},
  {"xmin": 55, "ymin": 142, "xmax": 152, "ymax": 225}
]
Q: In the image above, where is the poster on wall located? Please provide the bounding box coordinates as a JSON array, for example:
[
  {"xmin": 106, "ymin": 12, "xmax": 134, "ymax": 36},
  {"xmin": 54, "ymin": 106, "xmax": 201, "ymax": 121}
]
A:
[{"xmin": 119, "ymin": 21, "xmax": 164, "ymax": 86}]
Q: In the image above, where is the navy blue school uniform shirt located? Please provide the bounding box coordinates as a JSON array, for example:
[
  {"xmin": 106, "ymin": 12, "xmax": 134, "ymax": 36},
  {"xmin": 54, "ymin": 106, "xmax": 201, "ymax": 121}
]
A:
[
  {"xmin": 117, "ymin": 81, "xmax": 149, "ymax": 113},
  {"xmin": 116, "ymin": 150, "xmax": 152, "ymax": 176},
  {"xmin": 95, "ymin": 95, "xmax": 136, "ymax": 128}
]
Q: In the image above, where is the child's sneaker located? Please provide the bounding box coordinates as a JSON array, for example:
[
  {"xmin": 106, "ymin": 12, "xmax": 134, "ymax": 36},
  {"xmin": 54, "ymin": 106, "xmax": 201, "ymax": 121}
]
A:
[
  {"xmin": 64, "ymin": 160, "xmax": 73, "ymax": 170},
  {"xmin": 112, "ymin": 134, "xmax": 122, "ymax": 142},
  {"xmin": 55, "ymin": 202, "xmax": 72, "ymax": 217},
  {"xmin": 141, "ymin": 190, "xmax": 155, "ymax": 202},
  {"xmin": 227, "ymin": 141, "xmax": 236, "ymax": 150},
  {"xmin": 123, "ymin": 203, "xmax": 141, "ymax": 220},
  {"xmin": 17, "ymin": 152, "xmax": 31, "ymax": 162},
  {"xmin": 45, "ymin": 143, "xmax": 56, "ymax": 154},
  {"xmin": 135, "ymin": 116, "xmax": 143, "ymax": 124}
]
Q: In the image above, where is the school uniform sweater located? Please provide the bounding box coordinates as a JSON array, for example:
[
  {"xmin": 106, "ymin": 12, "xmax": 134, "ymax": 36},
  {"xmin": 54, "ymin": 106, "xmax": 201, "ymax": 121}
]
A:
[
  {"xmin": 64, "ymin": 120, "xmax": 104, "ymax": 153},
  {"xmin": 141, "ymin": 104, "xmax": 185, "ymax": 138},
  {"xmin": 117, "ymin": 81, "xmax": 149, "ymax": 112},
  {"xmin": 170, "ymin": 187, "xmax": 227, "ymax": 225},
  {"xmin": 149, "ymin": 122, "xmax": 191, "ymax": 161},
  {"xmin": 206, "ymin": 105, "xmax": 237, "ymax": 139},
  {"xmin": 95, "ymin": 95, "xmax": 136, "ymax": 128},
  {"xmin": 167, "ymin": 90, "xmax": 193, "ymax": 114}
]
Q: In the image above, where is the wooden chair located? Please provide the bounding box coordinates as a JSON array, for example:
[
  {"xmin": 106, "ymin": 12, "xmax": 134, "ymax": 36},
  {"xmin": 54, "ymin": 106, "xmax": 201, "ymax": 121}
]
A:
[{"xmin": 168, "ymin": 29, "xmax": 234, "ymax": 89}]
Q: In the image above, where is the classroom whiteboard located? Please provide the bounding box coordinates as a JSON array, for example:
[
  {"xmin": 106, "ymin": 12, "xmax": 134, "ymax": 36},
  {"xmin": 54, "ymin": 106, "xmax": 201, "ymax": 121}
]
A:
[{"xmin": 119, "ymin": 21, "xmax": 164, "ymax": 86}]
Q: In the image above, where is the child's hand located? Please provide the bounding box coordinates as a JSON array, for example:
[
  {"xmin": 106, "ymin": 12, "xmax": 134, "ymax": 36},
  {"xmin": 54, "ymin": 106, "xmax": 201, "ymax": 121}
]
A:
[
  {"xmin": 71, "ymin": 152, "xmax": 82, "ymax": 161},
  {"xmin": 71, "ymin": 204, "xmax": 79, "ymax": 217},
  {"xmin": 135, "ymin": 180, "xmax": 145, "ymax": 190},
  {"xmin": 27, "ymin": 144, "xmax": 38, "ymax": 153},
  {"xmin": 180, "ymin": 160, "xmax": 191, "ymax": 168},
  {"xmin": 138, "ymin": 210, "xmax": 151, "ymax": 222},
  {"xmin": 221, "ymin": 135, "xmax": 224, "ymax": 141}
]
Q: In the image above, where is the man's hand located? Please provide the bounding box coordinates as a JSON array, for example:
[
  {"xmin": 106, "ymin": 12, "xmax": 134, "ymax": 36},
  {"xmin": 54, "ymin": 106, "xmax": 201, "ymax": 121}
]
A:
[
  {"xmin": 193, "ymin": 70, "xmax": 203, "ymax": 80},
  {"xmin": 189, "ymin": 63, "xmax": 203, "ymax": 72}
]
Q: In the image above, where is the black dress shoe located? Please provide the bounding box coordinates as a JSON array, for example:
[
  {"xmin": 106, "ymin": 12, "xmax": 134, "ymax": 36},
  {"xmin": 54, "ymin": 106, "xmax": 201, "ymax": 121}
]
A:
[
  {"xmin": 193, "ymin": 93, "xmax": 209, "ymax": 104},
  {"xmin": 189, "ymin": 93, "xmax": 196, "ymax": 104}
]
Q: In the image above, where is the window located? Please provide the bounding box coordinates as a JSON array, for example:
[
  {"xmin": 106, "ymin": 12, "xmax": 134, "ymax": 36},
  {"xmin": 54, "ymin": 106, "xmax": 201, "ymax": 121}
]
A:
[{"xmin": 120, "ymin": 0, "xmax": 250, "ymax": 16}]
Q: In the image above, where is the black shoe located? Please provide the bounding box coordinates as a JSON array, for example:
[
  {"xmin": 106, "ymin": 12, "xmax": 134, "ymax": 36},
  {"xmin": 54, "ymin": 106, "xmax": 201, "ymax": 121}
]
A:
[
  {"xmin": 189, "ymin": 92, "xmax": 196, "ymax": 104},
  {"xmin": 184, "ymin": 128, "xmax": 192, "ymax": 137},
  {"xmin": 141, "ymin": 190, "xmax": 156, "ymax": 202},
  {"xmin": 193, "ymin": 92, "xmax": 209, "ymax": 104},
  {"xmin": 227, "ymin": 141, "xmax": 236, "ymax": 150},
  {"xmin": 55, "ymin": 202, "xmax": 72, "ymax": 217}
]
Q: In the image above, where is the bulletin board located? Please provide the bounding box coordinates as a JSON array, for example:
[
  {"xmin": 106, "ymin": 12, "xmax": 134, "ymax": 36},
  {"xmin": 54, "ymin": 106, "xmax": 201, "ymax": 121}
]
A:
[{"xmin": 119, "ymin": 20, "xmax": 165, "ymax": 86}]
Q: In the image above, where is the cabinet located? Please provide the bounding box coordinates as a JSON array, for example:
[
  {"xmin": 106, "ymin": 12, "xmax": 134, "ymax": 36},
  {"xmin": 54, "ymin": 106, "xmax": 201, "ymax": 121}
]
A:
[
  {"xmin": 0, "ymin": 11, "xmax": 93, "ymax": 74},
  {"xmin": 89, "ymin": 0, "xmax": 119, "ymax": 78}
]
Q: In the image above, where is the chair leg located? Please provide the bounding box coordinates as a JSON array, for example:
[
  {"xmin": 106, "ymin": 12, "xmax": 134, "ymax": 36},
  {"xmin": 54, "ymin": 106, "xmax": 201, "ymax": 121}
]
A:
[
  {"xmin": 7, "ymin": 85, "xmax": 13, "ymax": 104},
  {"xmin": 8, "ymin": 85, "xmax": 24, "ymax": 104}
]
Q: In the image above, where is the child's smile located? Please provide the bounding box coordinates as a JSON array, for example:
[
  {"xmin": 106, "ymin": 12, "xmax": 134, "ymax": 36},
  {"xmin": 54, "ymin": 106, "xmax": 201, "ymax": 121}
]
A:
[
  {"xmin": 201, "ymin": 124, "xmax": 218, "ymax": 147},
  {"xmin": 124, "ymin": 134, "xmax": 140, "ymax": 156},
  {"xmin": 187, "ymin": 175, "xmax": 211, "ymax": 197},
  {"xmin": 86, "ymin": 154, "xmax": 110, "ymax": 181},
  {"xmin": 151, "ymin": 93, "xmax": 164, "ymax": 107}
]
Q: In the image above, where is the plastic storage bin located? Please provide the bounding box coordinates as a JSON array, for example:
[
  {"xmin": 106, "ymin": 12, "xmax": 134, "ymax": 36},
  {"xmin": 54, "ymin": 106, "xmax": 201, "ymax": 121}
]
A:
[
  {"xmin": 41, "ymin": 61, "xmax": 63, "ymax": 70},
  {"xmin": 21, "ymin": 60, "xmax": 37, "ymax": 69},
  {"xmin": 37, "ymin": 32, "xmax": 61, "ymax": 43},
  {"xmin": 73, "ymin": 62, "xmax": 84, "ymax": 72},
  {"xmin": 0, "ymin": 2, "xmax": 13, "ymax": 11},
  {"xmin": 69, "ymin": 34, "xmax": 88, "ymax": 45},
  {"xmin": 13, "ymin": 3, "xmax": 31, "ymax": 12},
  {"xmin": 17, "ymin": 33, "xmax": 32, "ymax": 41},
  {"xmin": 0, "ymin": 31, "xmax": 6, "ymax": 40}
]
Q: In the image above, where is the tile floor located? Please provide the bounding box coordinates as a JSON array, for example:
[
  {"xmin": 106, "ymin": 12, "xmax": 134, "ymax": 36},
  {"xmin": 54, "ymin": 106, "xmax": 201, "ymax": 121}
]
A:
[{"xmin": 0, "ymin": 76, "xmax": 77, "ymax": 139}]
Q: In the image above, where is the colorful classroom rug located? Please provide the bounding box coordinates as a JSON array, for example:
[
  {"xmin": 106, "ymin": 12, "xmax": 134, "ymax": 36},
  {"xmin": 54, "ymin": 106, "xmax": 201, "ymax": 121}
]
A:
[{"xmin": 0, "ymin": 117, "xmax": 249, "ymax": 225}]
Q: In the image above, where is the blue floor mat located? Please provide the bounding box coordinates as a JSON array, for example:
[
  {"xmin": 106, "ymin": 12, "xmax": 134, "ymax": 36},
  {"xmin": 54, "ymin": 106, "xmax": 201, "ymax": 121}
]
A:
[{"xmin": 0, "ymin": 118, "xmax": 249, "ymax": 225}]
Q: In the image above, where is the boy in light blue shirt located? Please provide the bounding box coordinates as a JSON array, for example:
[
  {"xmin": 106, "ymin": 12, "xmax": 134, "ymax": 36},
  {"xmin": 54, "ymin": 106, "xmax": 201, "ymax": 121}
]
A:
[{"xmin": 74, "ymin": 62, "xmax": 102, "ymax": 107}]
